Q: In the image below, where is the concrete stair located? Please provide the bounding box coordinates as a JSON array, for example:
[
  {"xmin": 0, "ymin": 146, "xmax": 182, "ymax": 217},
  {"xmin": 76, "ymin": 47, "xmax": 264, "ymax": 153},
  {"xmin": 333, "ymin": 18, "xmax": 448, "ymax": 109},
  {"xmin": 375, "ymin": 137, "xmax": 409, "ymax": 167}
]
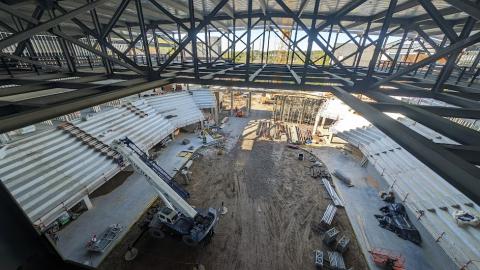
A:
[{"xmin": 58, "ymin": 122, "xmax": 123, "ymax": 166}]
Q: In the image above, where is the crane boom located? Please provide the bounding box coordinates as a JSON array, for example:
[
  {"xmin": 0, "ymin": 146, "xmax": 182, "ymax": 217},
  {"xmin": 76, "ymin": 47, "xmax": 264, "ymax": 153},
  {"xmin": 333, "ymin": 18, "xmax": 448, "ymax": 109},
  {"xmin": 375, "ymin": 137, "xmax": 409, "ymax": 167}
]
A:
[{"xmin": 112, "ymin": 137, "xmax": 197, "ymax": 219}]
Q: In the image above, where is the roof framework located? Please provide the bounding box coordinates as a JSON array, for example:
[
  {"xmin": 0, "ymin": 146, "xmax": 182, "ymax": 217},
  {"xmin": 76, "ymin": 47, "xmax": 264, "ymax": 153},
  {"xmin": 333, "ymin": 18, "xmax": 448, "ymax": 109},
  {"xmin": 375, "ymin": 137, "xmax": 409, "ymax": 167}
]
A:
[{"xmin": 0, "ymin": 0, "xmax": 479, "ymax": 211}]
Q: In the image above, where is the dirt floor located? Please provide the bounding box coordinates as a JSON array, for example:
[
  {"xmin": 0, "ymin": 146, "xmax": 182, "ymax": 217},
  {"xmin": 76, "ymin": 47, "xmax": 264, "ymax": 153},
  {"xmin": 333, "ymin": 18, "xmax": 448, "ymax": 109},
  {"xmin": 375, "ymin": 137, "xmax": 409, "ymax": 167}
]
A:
[{"xmin": 99, "ymin": 101, "xmax": 368, "ymax": 270}]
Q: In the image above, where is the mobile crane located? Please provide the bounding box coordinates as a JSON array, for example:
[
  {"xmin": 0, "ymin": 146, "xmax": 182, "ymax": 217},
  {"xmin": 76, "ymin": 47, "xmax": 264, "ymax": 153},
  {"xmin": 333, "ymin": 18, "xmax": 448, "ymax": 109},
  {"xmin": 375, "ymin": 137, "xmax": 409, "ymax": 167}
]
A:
[{"xmin": 111, "ymin": 137, "xmax": 218, "ymax": 246}]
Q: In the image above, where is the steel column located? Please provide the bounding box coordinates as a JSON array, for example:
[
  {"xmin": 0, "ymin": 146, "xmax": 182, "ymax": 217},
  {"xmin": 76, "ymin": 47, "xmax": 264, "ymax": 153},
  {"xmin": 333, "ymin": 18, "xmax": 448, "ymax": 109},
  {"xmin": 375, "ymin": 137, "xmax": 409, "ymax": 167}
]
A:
[
  {"xmin": 355, "ymin": 20, "xmax": 371, "ymax": 71},
  {"xmin": 432, "ymin": 17, "xmax": 476, "ymax": 92},
  {"xmin": 188, "ymin": 0, "xmax": 199, "ymax": 78},
  {"xmin": 261, "ymin": 19, "xmax": 267, "ymax": 64},
  {"xmin": 302, "ymin": 0, "xmax": 321, "ymax": 84},
  {"xmin": 245, "ymin": 0, "xmax": 253, "ymax": 80},
  {"xmin": 135, "ymin": 0, "xmax": 153, "ymax": 69},
  {"xmin": 367, "ymin": 0, "xmax": 397, "ymax": 77},
  {"xmin": 91, "ymin": 8, "xmax": 113, "ymax": 74}
]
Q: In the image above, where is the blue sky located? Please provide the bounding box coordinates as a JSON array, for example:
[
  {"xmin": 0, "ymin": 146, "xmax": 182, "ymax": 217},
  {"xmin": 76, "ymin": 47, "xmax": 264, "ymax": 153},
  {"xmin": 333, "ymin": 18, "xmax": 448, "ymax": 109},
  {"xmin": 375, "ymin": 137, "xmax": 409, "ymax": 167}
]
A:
[{"xmin": 199, "ymin": 29, "xmax": 400, "ymax": 52}]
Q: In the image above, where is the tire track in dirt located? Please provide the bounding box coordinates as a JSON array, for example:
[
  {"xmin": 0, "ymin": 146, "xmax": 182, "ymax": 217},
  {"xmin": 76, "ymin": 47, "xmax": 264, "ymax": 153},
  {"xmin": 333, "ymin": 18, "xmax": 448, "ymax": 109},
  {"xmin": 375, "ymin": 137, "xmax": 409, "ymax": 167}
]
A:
[{"xmin": 99, "ymin": 121, "xmax": 367, "ymax": 270}]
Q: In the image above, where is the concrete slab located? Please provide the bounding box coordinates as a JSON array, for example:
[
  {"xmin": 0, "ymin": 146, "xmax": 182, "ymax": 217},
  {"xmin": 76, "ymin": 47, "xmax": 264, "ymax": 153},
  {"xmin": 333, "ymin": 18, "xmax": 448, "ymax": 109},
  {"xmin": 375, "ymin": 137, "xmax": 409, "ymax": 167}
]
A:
[
  {"xmin": 306, "ymin": 146, "xmax": 457, "ymax": 270},
  {"xmin": 155, "ymin": 132, "xmax": 213, "ymax": 175},
  {"xmin": 55, "ymin": 132, "xmax": 212, "ymax": 268}
]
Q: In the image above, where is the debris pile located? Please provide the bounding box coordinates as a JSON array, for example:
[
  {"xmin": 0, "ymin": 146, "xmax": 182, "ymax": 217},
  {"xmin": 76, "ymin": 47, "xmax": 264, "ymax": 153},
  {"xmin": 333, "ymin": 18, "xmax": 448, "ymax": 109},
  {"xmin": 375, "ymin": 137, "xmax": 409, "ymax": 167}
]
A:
[
  {"xmin": 452, "ymin": 210, "xmax": 480, "ymax": 227},
  {"xmin": 374, "ymin": 203, "xmax": 422, "ymax": 245}
]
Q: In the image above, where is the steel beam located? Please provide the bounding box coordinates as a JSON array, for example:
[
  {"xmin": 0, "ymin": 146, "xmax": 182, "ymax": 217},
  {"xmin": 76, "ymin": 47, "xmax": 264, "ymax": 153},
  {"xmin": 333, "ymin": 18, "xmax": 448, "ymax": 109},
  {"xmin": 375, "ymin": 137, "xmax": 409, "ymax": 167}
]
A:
[
  {"xmin": 295, "ymin": 0, "xmax": 368, "ymax": 46},
  {"xmin": 332, "ymin": 86, "xmax": 480, "ymax": 204},
  {"xmin": 355, "ymin": 20, "xmax": 371, "ymax": 71},
  {"xmin": 266, "ymin": 24, "xmax": 271, "ymax": 64},
  {"xmin": 90, "ymin": 8, "xmax": 113, "ymax": 74},
  {"xmin": 371, "ymin": 102, "xmax": 480, "ymax": 119},
  {"xmin": 0, "ymin": 78, "xmax": 172, "ymax": 133},
  {"xmin": 432, "ymin": 17, "xmax": 476, "ymax": 92},
  {"xmin": 273, "ymin": 0, "xmax": 351, "ymax": 74},
  {"xmin": 370, "ymin": 31, "xmax": 480, "ymax": 89},
  {"xmin": 366, "ymin": 91, "xmax": 480, "ymax": 146},
  {"xmin": 13, "ymin": 6, "xmax": 43, "ymax": 58},
  {"xmin": 389, "ymin": 27, "xmax": 408, "ymax": 73},
  {"xmin": 232, "ymin": 17, "xmax": 236, "ymax": 64},
  {"xmin": 101, "ymin": 0, "xmax": 131, "ymax": 40},
  {"xmin": 135, "ymin": 0, "xmax": 153, "ymax": 69},
  {"xmin": 287, "ymin": 64, "xmax": 301, "ymax": 84},
  {"xmin": 0, "ymin": 1, "xmax": 108, "ymax": 50},
  {"xmin": 249, "ymin": 64, "xmax": 266, "ymax": 82},
  {"xmin": 152, "ymin": 28, "xmax": 161, "ymax": 65},
  {"xmin": 418, "ymin": 0, "xmax": 458, "ymax": 42},
  {"xmin": 156, "ymin": 0, "xmax": 229, "ymax": 74},
  {"xmin": 441, "ymin": 144, "xmax": 480, "ymax": 165},
  {"xmin": 0, "ymin": 52, "xmax": 64, "ymax": 71},
  {"xmin": 261, "ymin": 19, "xmax": 267, "ymax": 64},
  {"xmin": 367, "ymin": 0, "xmax": 397, "ymax": 77},
  {"xmin": 443, "ymin": 0, "xmax": 480, "ymax": 21}
]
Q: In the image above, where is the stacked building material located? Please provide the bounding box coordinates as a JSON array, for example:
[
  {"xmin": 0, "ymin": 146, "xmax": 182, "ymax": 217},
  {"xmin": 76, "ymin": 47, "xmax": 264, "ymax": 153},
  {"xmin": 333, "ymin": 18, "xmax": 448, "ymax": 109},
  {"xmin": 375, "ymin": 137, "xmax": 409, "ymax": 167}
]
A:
[
  {"xmin": 321, "ymin": 204, "xmax": 337, "ymax": 227},
  {"xmin": 322, "ymin": 178, "xmax": 345, "ymax": 207}
]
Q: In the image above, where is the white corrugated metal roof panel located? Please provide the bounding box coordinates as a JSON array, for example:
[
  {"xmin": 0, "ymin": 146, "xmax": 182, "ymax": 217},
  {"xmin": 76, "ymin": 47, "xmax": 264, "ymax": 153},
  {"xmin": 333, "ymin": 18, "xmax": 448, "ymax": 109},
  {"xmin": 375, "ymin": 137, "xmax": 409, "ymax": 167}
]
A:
[
  {"xmin": 143, "ymin": 92, "xmax": 204, "ymax": 128},
  {"xmin": 190, "ymin": 89, "xmax": 217, "ymax": 109},
  {"xmin": 332, "ymin": 115, "xmax": 480, "ymax": 270},
  {"xmin": 0, "ymin": 93, "xmax": 202, "ymax": 229},
  {"xmin": 0, "ymin": 128, "xmax": 118, "ymax": 228},
  {"xmin": 73, "ymin": 99, "xmax": 175, "ymax": 151}
]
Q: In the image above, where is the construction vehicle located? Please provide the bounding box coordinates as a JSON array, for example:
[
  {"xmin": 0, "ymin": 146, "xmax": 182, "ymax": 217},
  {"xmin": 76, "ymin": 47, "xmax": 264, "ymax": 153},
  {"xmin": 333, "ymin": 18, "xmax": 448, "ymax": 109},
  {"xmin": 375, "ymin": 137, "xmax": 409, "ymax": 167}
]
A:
[{"xmin": 112, "ymin": 137, "xmax": 219, "ymax": 246}]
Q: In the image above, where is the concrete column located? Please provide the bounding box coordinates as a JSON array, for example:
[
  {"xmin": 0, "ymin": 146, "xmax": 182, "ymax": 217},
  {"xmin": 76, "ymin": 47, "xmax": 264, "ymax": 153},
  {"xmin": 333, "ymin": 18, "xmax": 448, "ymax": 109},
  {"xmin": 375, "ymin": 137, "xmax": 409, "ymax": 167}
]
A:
[
  {"xmin": 328, "ymin": 132, "xmax": 334, "ymax": 144},
  {"xmin": 214, "ymin": 91, "xmax": 220, "ymax": 124},
  {"xmin": 83, "ymin": 195, "xmax": 93, "ymax": 210},
  {"xmin": 248, "ymin": 92, "xmax": 252, "ymax": 113},
  {"xmin": 299, "ymin": 99, "xmax": 306, "ymax": 124},
  {"xmin": 319, "ymin": 116, "xmax": 327, "ymax": 130},
  {"xmin": 230, "ymin": 91, "xmax": 234, "ymax": 116},
  {"xmin": 313, "ymin": 111, "xmax": 322, "ymax": 135}
]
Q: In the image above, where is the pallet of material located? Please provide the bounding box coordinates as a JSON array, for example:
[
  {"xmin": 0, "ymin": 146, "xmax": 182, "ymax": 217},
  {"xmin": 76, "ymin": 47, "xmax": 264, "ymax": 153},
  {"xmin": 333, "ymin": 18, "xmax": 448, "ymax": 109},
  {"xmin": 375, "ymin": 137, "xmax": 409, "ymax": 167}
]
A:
[
  {"xmin": 322, "ymin": 178, "xmax": 345, "ymax": 207},
  {"xmin": 288, "ymin": 125, "xmax": 300, "ymax": 144},
  {"xmin": 323, "ymin": 227, "xmax": 340, "ymax": 246},
  {"xmin": 321, "ymin": 204, "xmax": 337, "ymax": 227},
  {"xmin": 335, "ymin": 235, "xmax": 350, "ymax": 253},
  {"xmin": 327, "ymin": 251, "xmax": 346, "ymax": 270},
  {"xmin": 314, "ymin": 250, "xmax": 324, "ymax": 268}
]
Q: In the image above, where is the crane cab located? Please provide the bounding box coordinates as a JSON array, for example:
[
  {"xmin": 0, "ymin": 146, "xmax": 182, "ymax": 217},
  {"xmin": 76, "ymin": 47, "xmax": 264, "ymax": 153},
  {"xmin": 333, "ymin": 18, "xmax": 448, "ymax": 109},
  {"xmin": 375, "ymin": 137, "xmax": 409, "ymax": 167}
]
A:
[{"xmin": 157, "ymin": 207, "xmax": 179, "ymax": 224}]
